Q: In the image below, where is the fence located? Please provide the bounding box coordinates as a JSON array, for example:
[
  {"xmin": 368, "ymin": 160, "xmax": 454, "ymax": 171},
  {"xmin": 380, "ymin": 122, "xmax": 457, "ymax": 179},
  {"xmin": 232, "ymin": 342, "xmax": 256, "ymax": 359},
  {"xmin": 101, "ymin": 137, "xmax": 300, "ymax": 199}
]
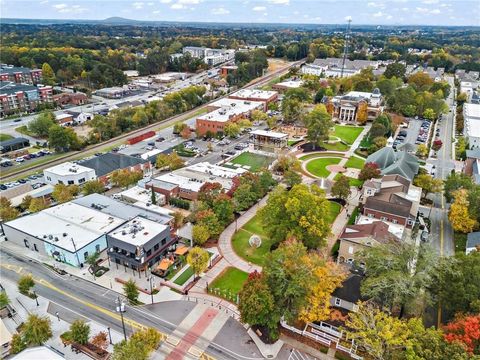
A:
[{"xmin": 183, "ymin": 295, "xmax": 240, "ymax": 321}]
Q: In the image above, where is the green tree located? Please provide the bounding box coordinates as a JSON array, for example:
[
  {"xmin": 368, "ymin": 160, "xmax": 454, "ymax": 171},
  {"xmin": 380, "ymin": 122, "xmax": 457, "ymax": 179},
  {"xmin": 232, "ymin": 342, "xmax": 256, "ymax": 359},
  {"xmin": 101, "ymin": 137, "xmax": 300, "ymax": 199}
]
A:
[
  {"xmin": 414, "ymin": 173, "xmax": 443, "ymax": 199},
  {"xmin": 281, "ymin": 97, "xmax": 305, "ymax": 124},
  {"xmin": 284, "ymin": 170, "xmax": 302, "ymax": 188},
  {"xmin": 85, "ymin": 252, "xmax": 100, "ymax": 273},
  {"xmin": 344, "ymin": 302, "xmax": 411, "ymax": 360},
  {"xmin": 110, "ymin": 169, "xmax": 143, "ymax": 188},
  {"xmin": 19, "ymin": 195, "xmax": 33, "ymax": 211},
  {"xmin": 259, "ymin": 184, "xmax": 331, "ymax": 249},
  {"xmin": 358, "ymin": 162, "xmax": 381, "ymax": 181},
  {"xmin": 384, "ymin": 62, "xmax": 406, "ymax": 79},
  {"xmin": 28, "ymin": 197, "xmax": 49, "ymax": 213},
  {"xmin": 42, "ymin": 62, "xmax": 56, "ymax": 85},
  {"xmin": 224, "ymin": 122, "xmax": 241, "ymax": 138},
  {"xmin": 28, "ymin": 111, "xmax": 56, "ymax": 137},
  {"xmin": 18, "ymin": 274, "xmax": 35, "ymax": 295},
  {"xmin": 52, "ymin": 183, "xmax": 75, "ymax": 203},
  {"xmin": 48, "ymin": 125, "xmax": 82, "ymax": 152},
  {"xmin": 359, "ymin": 241, "xmax": 436, "ymax": 318},
  {"xmin": 0, "ymin": 197, "xmax": 19, "ymax": 221},
  {"xmin": 331, "ymin": 174, "xmax": 351, "ymax": 200},
  {"xmin": 82, "ymin": 180, "xmax": 105, "ymax": 195},
  {"xmin": 444, "ymin": 172, "xmax": 474, "ymax": 203},
  {"xmin": 69, "ymin": 319, "xmax": 90, "ymax": 345},
  {"xmin": 150, "ymin": 187, "xmax": 157, "ymax": 205},
  {"xmin": 192, "ymin": 224, "xmax": 210, "ymax": 246},
  {"xmin": 123, "ymin": 279, "xmax": 139, "ymax": 305},
  {"xmin": 251, "ymin": 109, "xmax": 268, "ymax": 123},
  {"xmin": 22, "ymin": 314, "xmax": 52, "ymax": 346},
  {"xmin": 186, "ymin": 247, "xmax": 209, "ymax": 278},
  {"xmin": 212, "ymin": 194, "xmax": 234, "ymax": 227},
  {"xmin": 423, "ymin": 108, "xmax": 436, "ymax": 121},
  {"xmin": 10, "ymin": 334, "xmax": 26, "ymax": 355},
  {"xmin": 303, "ymin": 104, "xmax": 333, "ymax": 147},
  {"xmin": 233, "ymin": 183, "xmax": 258, "ymax": 211},
  {"xmin": 130, "ymin": 328, "xmax": 161, "ymax": 352},
  {"xmin": 112, "ymin": 339, "xmax": 149, "ymax": 360},
  {"xmin": 416, "ymin": 143, "xmax": 429, "ymax": 158},
  {"xmin": 430, "ymin": 252, "xmax": 480, "ymax": 320},
  {"xmin": 238, "ymin": 271, "xmax": 276, "ymax": 334},
  {"xmin": 0, "ymin": 291, "xmax": 10, "ymax": 308}
]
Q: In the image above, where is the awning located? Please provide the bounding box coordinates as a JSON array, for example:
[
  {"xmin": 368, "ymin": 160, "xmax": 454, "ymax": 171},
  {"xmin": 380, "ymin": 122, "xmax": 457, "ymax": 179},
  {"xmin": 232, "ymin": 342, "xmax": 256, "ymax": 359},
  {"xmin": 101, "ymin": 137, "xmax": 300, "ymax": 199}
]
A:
[
  {"xmin": 174, "ymin": 246, "xmax": 189, "ymax": 256},
  {"xmin": 157, "ymin": 259, "xmax": 173, "ymax": 271}
]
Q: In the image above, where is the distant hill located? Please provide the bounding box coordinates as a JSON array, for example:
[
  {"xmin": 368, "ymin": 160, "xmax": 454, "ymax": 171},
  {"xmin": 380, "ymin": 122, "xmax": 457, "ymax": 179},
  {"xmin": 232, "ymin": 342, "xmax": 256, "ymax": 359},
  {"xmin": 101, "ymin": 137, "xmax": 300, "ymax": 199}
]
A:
[{"xmin": 101, "ymin": 17, "xmax": 140, "ymax": 25}]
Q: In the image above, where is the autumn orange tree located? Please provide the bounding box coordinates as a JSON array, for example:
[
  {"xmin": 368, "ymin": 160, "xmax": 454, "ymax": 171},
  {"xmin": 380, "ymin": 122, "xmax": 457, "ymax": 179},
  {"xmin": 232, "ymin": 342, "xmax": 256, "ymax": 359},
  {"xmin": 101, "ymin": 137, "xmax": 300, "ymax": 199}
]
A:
[
  {"xmin": 443, "ymin": 314, "xmax": 480, "ymax": 354},
  {"xmin": 356, "ymin": 101, "xmax": 368, "ymax": 125}
]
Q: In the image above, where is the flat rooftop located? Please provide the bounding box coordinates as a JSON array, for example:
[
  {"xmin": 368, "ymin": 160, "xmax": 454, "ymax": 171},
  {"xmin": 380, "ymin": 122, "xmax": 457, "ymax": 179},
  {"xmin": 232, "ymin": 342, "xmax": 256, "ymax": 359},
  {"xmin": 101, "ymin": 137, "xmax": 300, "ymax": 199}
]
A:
[
  {"xmin": 229, "ymin": 89, "xmax": 277, "ymax": 101},
  {"xmin": 275, "ymin": 80, "xmax": 304, "ymax": 88},
  {"xmin": 108, "ymin": 216, "xmax": 168, "ymax": 246},
  {"xmin": 6, "ymin": 202, "xmax": 125, "ymax": 252},
  {"xmin": 465, "ymin": 103, "xmax": 480, "ymax": 119},
  {"xmin": 357, "ymin": 215, "xmax": 405, "ymax": 240},
  {"xmin": 198, "ymin": 100, "xmax": 263, "ymax": 123},
  {"xmin": 73, "ymin": 193, "xmax": 172, "ymax": 225},
  {"xmin": 155, "ymin": 162, "xmax": 245, "ymax": 192},
  {"xmin": 251, "ymin": 129, "xmax": 288, "ymax": 139},
  {"xmin": 119, "ymin": 185, "xmax": 166, "ymax": 205},
  {"xmin": 44, "ymin": 161, "xmax": 93, "ymax": 176}
]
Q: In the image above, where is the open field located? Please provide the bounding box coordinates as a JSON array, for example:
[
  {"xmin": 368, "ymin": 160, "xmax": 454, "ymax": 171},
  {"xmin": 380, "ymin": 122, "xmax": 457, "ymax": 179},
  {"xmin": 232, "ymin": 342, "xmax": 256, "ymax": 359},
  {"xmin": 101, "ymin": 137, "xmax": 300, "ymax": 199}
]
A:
[
  {"xmin": 332, "ymin": 125, "xmax": 363, "ymax": 145},
  {"xmin": 305, "ymin": 157, "xmax": 342, "ymax": 177}
]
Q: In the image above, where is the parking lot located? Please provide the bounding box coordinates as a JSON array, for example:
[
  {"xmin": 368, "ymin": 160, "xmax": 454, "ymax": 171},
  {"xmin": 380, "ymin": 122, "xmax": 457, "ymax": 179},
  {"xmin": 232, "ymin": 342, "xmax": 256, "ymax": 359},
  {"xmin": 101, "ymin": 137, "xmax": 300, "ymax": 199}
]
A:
[{"xmin": 393, "ymin": 118, "xmax": 431, "ymax": 151}]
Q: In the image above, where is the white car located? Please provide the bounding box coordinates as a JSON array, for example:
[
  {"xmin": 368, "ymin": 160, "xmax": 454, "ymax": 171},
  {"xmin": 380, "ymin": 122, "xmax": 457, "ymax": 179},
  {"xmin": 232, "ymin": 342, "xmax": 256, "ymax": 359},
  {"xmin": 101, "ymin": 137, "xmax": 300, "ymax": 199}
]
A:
[{"xmin": 15, "ymin": 157, "xmax": 25, "ymax": 162}]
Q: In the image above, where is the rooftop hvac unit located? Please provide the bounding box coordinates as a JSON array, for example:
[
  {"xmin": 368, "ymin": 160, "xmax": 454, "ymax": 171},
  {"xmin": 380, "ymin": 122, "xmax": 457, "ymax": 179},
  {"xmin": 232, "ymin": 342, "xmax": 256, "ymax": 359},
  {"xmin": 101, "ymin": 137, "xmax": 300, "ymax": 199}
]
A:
[
  {"xmin": 54, "ymin": 237, "xmax": 59, "ymax": 242},
  {"xmin": 63, "ymin": 233, "xmax": 67, "ymax": 237},
  {"xmin": 122, "ymin": 231, "xmax": 127, "ymax": 235}
]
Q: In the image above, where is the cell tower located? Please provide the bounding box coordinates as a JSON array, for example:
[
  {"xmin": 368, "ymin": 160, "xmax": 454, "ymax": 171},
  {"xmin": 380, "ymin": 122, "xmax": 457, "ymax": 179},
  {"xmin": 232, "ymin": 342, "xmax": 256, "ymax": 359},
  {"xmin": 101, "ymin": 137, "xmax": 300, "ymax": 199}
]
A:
[{"xmin": 341, "ymin": 18, "xmax": 352, "ymax": 78}]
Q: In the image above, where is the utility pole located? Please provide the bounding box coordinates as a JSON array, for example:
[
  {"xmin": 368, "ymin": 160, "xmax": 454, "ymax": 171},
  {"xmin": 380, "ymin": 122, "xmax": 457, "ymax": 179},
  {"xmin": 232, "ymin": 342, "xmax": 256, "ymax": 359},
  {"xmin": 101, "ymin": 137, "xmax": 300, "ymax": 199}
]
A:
[
  {"xmin": 115, "ymin": 297, "xmax": 127, "ymax": 341},
  {"xmin": 71, "ymin": 238, "xmax": 81, "ymax": 267},
  {"xmin": 341, "ymin": 18, "xmax": 352, "ymax": 79}
]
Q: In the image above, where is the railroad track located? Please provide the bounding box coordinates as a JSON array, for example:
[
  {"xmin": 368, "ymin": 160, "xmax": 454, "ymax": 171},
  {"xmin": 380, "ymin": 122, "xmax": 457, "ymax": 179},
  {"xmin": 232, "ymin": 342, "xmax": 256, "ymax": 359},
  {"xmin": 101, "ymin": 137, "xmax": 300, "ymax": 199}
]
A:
[{"xmin": 1, "ymin": 59, "xmax": 304, "ymax": 181}]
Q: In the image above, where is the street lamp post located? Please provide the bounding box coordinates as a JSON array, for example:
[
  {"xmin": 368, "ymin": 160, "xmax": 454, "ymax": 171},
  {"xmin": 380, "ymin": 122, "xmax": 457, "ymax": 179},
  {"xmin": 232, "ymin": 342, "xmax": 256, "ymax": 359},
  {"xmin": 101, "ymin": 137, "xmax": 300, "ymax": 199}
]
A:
[
  {"xmin": 107, "ymin": 327, "xmax": 112, "ymax": 345},
  {"xmin": 115, "ymin": 297, "xmax": 127, "ymax": 341},
  {"xmin": 148, "ymin": 276, "xmax": 154, "ymax": 305},
  {"xmin": 33, "ymin": 290, "xmax": 39, "ymax": 306}
]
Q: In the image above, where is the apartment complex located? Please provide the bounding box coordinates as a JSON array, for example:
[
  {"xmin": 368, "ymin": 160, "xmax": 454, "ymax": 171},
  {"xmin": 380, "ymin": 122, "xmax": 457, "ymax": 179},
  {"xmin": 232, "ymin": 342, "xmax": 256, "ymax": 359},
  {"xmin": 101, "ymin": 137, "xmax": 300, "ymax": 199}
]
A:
[
  {"xmin": 182, "ymin": 47, "xmax": 235, "ymax": 66},
  {"xmin": 301, "ymin": 58, "xmax": 390, "ymax": 78},
  {"xmin": 0, "ymin": 64, "xmax": 43, "ymax": 85},
  {"xmin": 0, "ymin": 81, "xmax": 53, "ymax": 117}
]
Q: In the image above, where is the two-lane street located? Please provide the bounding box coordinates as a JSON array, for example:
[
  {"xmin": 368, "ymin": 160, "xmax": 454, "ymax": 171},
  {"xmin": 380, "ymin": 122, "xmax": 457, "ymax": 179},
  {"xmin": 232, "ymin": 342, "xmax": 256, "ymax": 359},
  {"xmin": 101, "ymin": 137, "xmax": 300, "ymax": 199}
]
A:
[{"xmin": 427, "ymin": 75, "xmax": 456, "ymax": 257}]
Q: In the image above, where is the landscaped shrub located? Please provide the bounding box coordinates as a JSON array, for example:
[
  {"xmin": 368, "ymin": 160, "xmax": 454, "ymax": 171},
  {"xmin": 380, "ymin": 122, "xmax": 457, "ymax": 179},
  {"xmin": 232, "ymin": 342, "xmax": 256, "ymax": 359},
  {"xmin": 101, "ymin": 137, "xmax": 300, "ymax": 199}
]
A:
[{"xmin": 169, "ymin": 197, "xmax": 190, "ymax": 210}]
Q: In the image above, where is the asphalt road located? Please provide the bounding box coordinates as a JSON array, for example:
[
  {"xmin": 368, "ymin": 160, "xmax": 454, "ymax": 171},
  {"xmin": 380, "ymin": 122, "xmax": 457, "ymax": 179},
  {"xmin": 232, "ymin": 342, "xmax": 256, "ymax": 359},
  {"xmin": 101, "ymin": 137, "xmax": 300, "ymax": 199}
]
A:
[
  {"xmin": 426, "ymin": 75, "xmax": 456, "ymax": 257},
  {"xmin": 0, "ymin": 246, "xmax": 262, "ymax": 360},
  {"xmin": 1, "ymin": 59, "xmax": 303, "ymax": 182}
]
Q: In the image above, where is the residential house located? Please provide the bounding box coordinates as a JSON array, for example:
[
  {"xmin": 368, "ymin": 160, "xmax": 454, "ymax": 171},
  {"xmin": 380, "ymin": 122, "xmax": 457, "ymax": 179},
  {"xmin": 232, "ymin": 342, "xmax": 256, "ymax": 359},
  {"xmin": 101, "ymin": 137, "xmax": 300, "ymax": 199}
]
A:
[
  {"xmin": 338, "ymin": 221, "xmax": 400, "ymax": 266},
  {"xmin": 360, "ymin": 174, "xmax": 421, "ymax": 229},
  {"xmin": 463, "ymin": 149, "xmax": 480, "ymax": 184},
  {"xmin": 466, "ymin": 232, "xmax": 480, "ymax": 255}
]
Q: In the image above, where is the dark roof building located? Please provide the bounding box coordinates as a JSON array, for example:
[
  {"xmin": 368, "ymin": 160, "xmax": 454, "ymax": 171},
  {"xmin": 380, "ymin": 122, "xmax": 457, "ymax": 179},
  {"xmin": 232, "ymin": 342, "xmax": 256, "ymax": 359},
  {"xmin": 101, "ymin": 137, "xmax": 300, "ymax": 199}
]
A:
[
  {"xmin": 464, "ymin": 149, "xmax": 480, "ymax": 184},
  {"xmin": 79, "ymin": 153, "xmax": 149, "ymax": 178},
  {"xmin": 0, "ymin": 137, "xmax": 30, "ymax": 153},
  {"xmin": 366, "ymin": 146, "xmax": 419, "ymax": 181},
  {"xmin": 466, "ymin": 232, "xmax": 480, "ymax": 255}
]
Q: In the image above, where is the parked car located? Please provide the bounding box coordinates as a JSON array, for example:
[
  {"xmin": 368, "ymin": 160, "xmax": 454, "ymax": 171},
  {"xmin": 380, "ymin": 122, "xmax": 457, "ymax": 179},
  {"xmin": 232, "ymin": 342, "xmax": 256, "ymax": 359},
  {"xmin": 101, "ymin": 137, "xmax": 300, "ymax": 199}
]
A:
[
  {"xmin": 16, "ymin": 157, "xmax": 25, "ymax": 162},
  {"xmin": 18, "ymin": 179, "xmax": 27, "ymax": 184},
  {"xmin": 156, "ymin": 137, "xmax": 165, "ymax": 142},
  {"xmin": 0, "ymin": 184, "xmax": 7, "ymax": 190}
]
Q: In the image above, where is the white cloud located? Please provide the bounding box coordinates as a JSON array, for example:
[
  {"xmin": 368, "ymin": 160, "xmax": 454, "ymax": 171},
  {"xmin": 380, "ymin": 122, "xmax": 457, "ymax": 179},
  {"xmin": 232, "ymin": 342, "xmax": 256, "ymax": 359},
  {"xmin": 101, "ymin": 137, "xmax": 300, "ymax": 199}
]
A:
[
  {"xmin": 39, "ymin": 0, "xmax": 49, "ymax": 4},
  {"xmin": 345, "ymin": 15, "xmax": 352, "ymax": 21},
  {"xmin": 267, "ymin": 0, "xmax": 289, "ymax": 4},
  {"xmin": 53, "ymin": 3, "xmax": 67, "ymax": 10},
  {"xmin": 293, "ymin": 10, "xmax": 299, "ymax": 15},
  {"xmin": 401, "ymin": 7, "xmax": 409, "ymax": 11},
  {"xmin": 132, "ymin": 2, "xmax": 144, "ymax": 9},
  {"xmin": 415, "ymin": 7, "xmax": 429, "ymax": 13},
  {"xmin": 253, "ymin": 6, "xmax": 266, "ymax": 11},
  {"xmin": 159, "ymin": 0, "xmax": 171, "ymax": 3},
  {"xmin": 372, "ymin": 11, "xmax": 384, "ymax": 17},
  {"xmin": 386, "ymin": 15, "xmax": 393, "ymax": 19},
  {"xmin": 153, "ymin": 10, "xmax": 160, "ymax": 13},
  {"xmin": 263, "ymin": 12, "xmax": 267, "ymax": 16},
  {"xmin": 430, "ymin": 9, "xmax": 441, "ymax": 14},
  {"xmin": 211, "ymin": 7, "xmax": 230, "ymax": 15},
  {"xmin": 147, "ymin": 2, "xmax": 154, "ymax": 5},
  {"xmin": 367, "ymin": 2, "xmax": 385, "ymax": 8},
  {"xmin": 422, "ymin": 0, "xmax": 439, "ymax": 4},
  {"xmin": 171, "ymin": 3, "xmax": 184, "ymax": 9},
  {"xmin": 52, "ymin": 3, "xmax": 87, "ymax": 13},
  {"xmin": 178, "ymin": 0, "xmax": 200, "ymax": 4}
]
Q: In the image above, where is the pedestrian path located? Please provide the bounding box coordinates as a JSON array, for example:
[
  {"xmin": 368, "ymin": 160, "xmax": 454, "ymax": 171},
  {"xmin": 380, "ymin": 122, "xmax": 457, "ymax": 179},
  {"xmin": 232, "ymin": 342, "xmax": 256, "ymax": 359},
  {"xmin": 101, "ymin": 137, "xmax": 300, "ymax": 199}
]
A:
[{"xmin": 161, "ymin": 304, "xmax": 229, "ymax": 360}]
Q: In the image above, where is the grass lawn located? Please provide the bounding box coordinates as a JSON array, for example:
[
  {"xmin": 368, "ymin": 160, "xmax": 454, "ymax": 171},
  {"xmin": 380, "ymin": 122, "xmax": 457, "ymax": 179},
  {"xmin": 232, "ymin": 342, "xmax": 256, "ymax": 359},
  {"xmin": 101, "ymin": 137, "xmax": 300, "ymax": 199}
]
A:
[
  {"xmin": 209, "ymin": 267, "xmax": 248, "ymax": 301},
  {"xmin": 332, "ymin": 125, "xmax": 363, "ymax": 145},
  {"xmin": 359, "ymin": 134, "xmax": 373, "ymax": 148},
  {"xmin": 231, "ymin": 214, "xmax": 275, "ymax": 266},
  {"xmin": 344, "ymin": 156, "xmax": 365, "ymax": 169},
  {"xmin": 0, "ymin": 134, "xmax": 14, "ymax": 142},
  {"xmin": 327, "ymin": 201, "xmax": 342, "ymax": 224},
  {"xmin": 173, "ymin": 266, "xmax": 194, "ymax": 286},
  {"xmin": 229, "ymin": 152, "xmax": 273, "ymax": 172},
  {"xmin": 319, "ymin": 142, "xmax": 350, "ymax": 151},
  {"xmin": 306, "ymin": 157, "xmax": 342, "ymax": 177},
  {"xmin": 334, "ymin": 173, "xmax": 364, "ymax": 187},
  {"xmin": 347, "ymin": 206, "xmax": 360, "ymax": 225},
  {"xmin": 15, "ymin": 125, "xmax": 38, "ymax": 138}
]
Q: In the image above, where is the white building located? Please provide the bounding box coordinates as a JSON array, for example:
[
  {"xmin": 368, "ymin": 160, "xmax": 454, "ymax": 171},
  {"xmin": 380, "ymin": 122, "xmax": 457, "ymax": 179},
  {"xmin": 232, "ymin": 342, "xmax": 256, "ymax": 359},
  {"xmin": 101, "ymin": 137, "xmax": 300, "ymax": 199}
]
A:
[
  {"xmin": 118, "ymin": 185, "xmax": 166, "ymax": 206},
  {"xmin": 464, "ymin": 103, "xmax": 480, "ymax": 149},
  {"xmin": 43, "ymin": 162, "xmax": 96, "ymax": 186}
]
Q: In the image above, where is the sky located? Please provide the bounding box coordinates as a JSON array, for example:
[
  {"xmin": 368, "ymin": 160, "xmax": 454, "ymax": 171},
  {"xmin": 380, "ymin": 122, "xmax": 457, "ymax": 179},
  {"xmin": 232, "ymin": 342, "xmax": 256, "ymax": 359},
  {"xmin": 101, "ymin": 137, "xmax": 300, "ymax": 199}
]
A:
[{"xmin": 1, "ymin": 0, "xmax": 479, "ymax": 26}]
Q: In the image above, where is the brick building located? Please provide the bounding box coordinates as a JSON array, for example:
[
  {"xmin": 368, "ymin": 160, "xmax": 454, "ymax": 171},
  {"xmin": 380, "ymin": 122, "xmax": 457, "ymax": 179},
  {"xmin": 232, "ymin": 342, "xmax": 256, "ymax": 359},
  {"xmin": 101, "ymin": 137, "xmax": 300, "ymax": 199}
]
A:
[
  {"xmin": 0, "ymin": 81, "xmax": 53, "ymax": 117},
  {"xmin": 0, "ymin": 64, "xmax": 42, "ymax": 85}
]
